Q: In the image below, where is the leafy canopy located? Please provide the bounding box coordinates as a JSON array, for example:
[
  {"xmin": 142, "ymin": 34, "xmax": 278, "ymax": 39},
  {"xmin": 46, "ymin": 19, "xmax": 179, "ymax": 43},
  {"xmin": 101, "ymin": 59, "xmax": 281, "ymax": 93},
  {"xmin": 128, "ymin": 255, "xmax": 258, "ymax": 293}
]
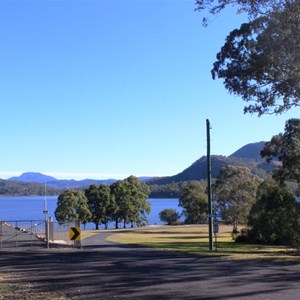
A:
[
  {"xmin": 85, "ymin": 184, "xmax": 114, "ymax": 230},
  {"xmin": 261, "ymin": 118, "xmax": 300, "ymax": 183},
  {"xmin": 196, "ymin": 0, "xmax": 290, "ymax": 22},
  {"xmin": 110, "ymin": 176, "xmax": 151, "ymax": 228},
  {"xmin": 196, "ymin": 0, "xmax": 300, "ymax": 115},
  {"xmin": 179, "ymin": 181, "xmax": 207, "ymax": 224},
  {"xmin": 213, "ymin": 165, "xmax": 262, "ymax": 230},
  {"xmin": 55, "ymin": 189, "xmax": 92, "ymax": 224},
  {"xmin": 247, "ymin": 179, "xmax": 300, "ymax": 248},
  {"xmin": 159, "ymin": 209, "xmax": 180, "ymax": 225}
]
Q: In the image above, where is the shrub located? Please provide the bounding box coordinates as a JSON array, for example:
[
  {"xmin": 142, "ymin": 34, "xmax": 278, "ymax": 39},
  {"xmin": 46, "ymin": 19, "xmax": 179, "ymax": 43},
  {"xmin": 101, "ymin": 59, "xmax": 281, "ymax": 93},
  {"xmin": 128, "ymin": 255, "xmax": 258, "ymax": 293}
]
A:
[
  {"xmin": 159, "ymin": 209, "xmax": 180, "ymax": 225},
  {"xmin": 237, "ymin": 180, "xmax": 300, "ymax": 248}
]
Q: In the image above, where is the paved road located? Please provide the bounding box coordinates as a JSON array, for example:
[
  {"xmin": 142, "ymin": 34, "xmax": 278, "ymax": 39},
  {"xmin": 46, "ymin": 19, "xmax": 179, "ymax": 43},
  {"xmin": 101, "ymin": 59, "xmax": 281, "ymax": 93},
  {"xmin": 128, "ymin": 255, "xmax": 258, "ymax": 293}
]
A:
[{"xmin": 0, "ymin": 232, "xmax": 300, "ymax": 299}]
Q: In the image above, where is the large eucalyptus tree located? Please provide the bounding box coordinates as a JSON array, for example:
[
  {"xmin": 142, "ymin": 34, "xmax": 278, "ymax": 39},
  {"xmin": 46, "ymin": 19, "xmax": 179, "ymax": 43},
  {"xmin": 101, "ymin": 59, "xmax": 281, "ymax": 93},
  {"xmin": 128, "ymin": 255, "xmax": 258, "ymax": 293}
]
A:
[{"xmin": 196, "ymin": 0, "xmax": 300, "ymax": 115}]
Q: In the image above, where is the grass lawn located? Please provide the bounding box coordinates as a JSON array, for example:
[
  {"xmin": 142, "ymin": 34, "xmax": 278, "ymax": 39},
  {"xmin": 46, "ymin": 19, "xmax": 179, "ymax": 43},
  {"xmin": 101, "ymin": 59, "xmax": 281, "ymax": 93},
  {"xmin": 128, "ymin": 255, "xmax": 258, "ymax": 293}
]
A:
[{"xmin": 83, "ymin": 224, "xmax": 299, "ymax": 261}]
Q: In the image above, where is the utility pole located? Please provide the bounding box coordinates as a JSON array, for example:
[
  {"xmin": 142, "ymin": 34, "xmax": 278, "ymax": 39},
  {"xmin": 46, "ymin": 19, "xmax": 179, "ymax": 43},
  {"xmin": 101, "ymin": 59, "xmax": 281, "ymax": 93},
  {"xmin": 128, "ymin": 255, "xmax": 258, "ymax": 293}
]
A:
[
  {"xmin": 43, "ymin": 182, "xmax": 49, "ymax": 249},
  {"xmin": 206, "ymin": 119, "xmax": 213, "ymax": 251}
]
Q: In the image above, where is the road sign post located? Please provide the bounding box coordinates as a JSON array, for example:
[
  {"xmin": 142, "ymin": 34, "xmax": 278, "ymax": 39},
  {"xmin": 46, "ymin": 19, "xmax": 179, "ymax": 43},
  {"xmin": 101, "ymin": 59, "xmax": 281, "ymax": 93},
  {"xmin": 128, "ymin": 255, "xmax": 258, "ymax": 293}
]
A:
[
  {"xmin": 69, "ymin": 226, "xmax": 81, "ymax": 241},
  {"xmin": 213, "ymin": 222, "xmax": 219, "ymax": 234},
  {"xmin": 69, "ymin": 224, "xmax": 81, "ymax": 248},
  {"xmin": 213, "ymin": 220, "xmax": 219, "ymax": 251}
]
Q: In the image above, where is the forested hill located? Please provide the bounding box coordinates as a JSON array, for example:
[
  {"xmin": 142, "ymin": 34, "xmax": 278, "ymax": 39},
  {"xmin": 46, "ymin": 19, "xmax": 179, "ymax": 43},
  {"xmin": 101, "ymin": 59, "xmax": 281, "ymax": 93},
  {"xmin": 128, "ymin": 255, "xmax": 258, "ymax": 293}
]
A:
[
  {"xmin": 147, "ymin": 141, "xmax": 277, "ymax": 186},
  {"xmin": 8, "ymin": 172, "xmax": 117, "ymax": 189},
  {"xmin": 0, "ymin": 141, "xmax": 278, "ymax": 197},
  {"xmin": 229, "ymin": 141, "xmax": 266, "ymax": 160},
  {"xmin": 0, "ymin": 179, "xmax": 60, "ymax": 196}
]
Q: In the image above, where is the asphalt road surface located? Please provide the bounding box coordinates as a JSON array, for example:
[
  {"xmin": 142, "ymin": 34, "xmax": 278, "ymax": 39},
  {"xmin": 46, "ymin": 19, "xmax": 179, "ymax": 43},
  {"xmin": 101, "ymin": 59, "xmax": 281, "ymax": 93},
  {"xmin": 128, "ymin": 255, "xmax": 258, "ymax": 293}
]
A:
[{"xmin": 0, "ymin": 232, "xmax": 300, "ymax": 299}]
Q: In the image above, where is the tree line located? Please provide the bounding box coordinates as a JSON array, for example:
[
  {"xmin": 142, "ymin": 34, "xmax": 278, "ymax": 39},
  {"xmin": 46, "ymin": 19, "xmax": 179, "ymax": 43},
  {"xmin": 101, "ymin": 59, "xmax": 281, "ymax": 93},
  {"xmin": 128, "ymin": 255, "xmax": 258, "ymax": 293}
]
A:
[
  {"xmin": 159, "ymin": 170, "xmax": 262, "ymax": 230},
  {"xmin": 148, "ymin": 180, "xmax": 207, "ymax": 198},
  {"xmin": 190, "ymin": 0, "xmax": 300, "ymax": 248},
  {"xmin": 53, "ymin": 118, "xmax": 300, "ymax": 248},
  {"xmin": 159, "ymin": 0, "xmax": 300, "ymax": 247},
  {"xmin": 167, "ymin": 119, "xmax": 300, "ymax": 249},
  {"xmin": 54, "ymin": 176, "xmax": 151, "ymax": 229},
  {"xmin": 0, "ymin": 177, "xmax": 204, "ymax": 199},
  {"xmin": 239, "ymin": 119, "xmax": 300, "ymax": 247},
  {"xmin": 0, "ymin": 179, "xmax": 60, "ymax": 196}
]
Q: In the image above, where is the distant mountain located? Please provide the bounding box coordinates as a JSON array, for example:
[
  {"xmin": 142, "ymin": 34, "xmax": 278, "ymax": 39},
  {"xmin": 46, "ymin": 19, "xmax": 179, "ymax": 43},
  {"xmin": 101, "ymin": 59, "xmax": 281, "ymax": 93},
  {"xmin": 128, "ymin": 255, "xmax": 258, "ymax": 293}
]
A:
[
  {"xmin": 148, "ymin": 155, "xmax": 229, "ymax": 185},
  {"xmin": 8, "ymin": 172, "xmax": 118, "ymax": 189},
  {"xmin": 0, "ymin": 179, "xmax": 60, "ymax": 196},
  {"xmin": 46, "ymin": 179, "xmax": 117, "ymax": 189},
  {"xmin": 229, "ymin": 141, "xmax": 266, "ymax": 160},
  {"xmin": 7, "ymin": 172, "xmax": 152, "ymax": 190},
  {"xmin": 148, "ymin": 141, "xmax": 276, "ymax": 185},
  {"xmin": 4, "ymin": 141, "xmax": 276, "ymax": 193},
  {"xmin": 9, "ymin": 172, "xmax": 57, "ymax": 183}
]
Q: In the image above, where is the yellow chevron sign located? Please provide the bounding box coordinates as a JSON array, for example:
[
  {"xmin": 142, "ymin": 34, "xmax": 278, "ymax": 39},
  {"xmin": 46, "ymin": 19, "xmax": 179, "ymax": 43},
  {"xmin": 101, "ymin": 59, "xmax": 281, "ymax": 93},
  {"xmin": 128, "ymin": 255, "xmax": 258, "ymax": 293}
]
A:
[{"xmin": 69, "ymin": 226, "xmax": 81, "ymax": 241}]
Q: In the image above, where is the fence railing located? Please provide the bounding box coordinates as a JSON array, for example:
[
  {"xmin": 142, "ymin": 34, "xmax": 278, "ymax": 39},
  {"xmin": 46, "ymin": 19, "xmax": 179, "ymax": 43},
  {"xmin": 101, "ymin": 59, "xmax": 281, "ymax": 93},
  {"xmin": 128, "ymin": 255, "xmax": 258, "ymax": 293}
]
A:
[
  {"xmin": 49, "ymin": 221, "xmax": 76, "ymax": 245},
  {"xmin": 0, "ymin": 220, "xmax": 46, "ymax": 248},
  {"xmin": 0, "ymin": 220, "xmax": 78, "ymax": 248}
]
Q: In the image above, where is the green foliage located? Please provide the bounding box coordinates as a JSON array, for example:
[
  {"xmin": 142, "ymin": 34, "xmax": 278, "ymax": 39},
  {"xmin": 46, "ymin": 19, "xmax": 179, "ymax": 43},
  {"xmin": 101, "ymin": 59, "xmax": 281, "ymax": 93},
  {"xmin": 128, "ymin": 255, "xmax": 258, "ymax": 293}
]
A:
[
  {"xmin": 196, "ymin": 0, "xmax": 300, "ymax": 115},
  {"xmin": 245, "ymin": 179, "xmax": 300, "ymax": 248},
  {"xmin": 261, "ymin": 119, "xmax": 300, "ymax": 183},
  {"xmin": 179, "ymin": 181, "xmax": 207, "ymax": 224},
  {"xmin": 195, "ymin": 0, "xmax": 285, "ymax": 22},
  {"xmin": 54, "ymin": 190, "xmax": 92, "ymax": 224},
  {"xmin": 110, "ymin": 176, "xmax": 151, "ymax": 229},
  {"xmin": 148, "ymin": 181, "xmax": 207, "ymax": 198},
  {"xmin": 159, "ymin": 209, "xmax": 181, "ymax": 225},
  {"xmin": 147, "ymin": 154, "xmax": 272, "ymax": 188},
  {"xmin": 213, "ymin": 166, "xmax": 262, "ymax": 231},
  {"xmin": 0, "ymin": 141, "xmax": 274, "ymax": 198},
  {"xmin": 0, "ymin": 179, "xmax": 60, "ymax": 196},
  {"xmin": 85, "ymin": 184, "xmax": 114, "ymax": 230},
  {"xmin": 148, "ymin": 182, "xmax": 184, "ymax": 198},
  {"xmin": 125, "ymin": 176, "xmax": 151, "ymax": 226},
  {"xmin": 110, "ymin": 180, "xmax": 126, "ymax": 228}
]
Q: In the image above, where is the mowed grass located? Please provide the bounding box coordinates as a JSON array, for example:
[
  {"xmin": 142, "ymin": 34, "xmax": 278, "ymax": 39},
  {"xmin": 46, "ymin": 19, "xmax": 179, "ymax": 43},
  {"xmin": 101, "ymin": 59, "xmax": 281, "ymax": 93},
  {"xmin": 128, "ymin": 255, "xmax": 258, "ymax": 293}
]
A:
[{"xmin": 83, "ymin": 225, "xmax": 300, "ymax": 261}]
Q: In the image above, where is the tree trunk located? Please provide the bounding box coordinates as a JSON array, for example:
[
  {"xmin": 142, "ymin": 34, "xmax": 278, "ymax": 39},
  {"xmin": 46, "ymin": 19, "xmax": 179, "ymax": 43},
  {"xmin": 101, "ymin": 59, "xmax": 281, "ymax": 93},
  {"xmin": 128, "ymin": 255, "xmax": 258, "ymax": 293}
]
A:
[
  {"xmin": 115, "ymin": 219, "xmax": 118, "ymax": 229},
  {"xmin": 232, "ymin": 221, "xmax": 238, "ymax": 233},
  {"xmin": 104, "ymin": 217, "xmax": 108, "ymax": 229},
  {"xmin": 95, "ymin": 223, "xmax": 99, "ymax": 230}
]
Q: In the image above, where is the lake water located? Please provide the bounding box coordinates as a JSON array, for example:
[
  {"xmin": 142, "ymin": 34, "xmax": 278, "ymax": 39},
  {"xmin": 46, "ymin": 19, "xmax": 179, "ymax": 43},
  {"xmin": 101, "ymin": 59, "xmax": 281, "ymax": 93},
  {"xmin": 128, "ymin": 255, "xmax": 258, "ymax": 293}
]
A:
[{"xmin": 0, "ymin": 196, "xmax": 182, "ymax": 229}]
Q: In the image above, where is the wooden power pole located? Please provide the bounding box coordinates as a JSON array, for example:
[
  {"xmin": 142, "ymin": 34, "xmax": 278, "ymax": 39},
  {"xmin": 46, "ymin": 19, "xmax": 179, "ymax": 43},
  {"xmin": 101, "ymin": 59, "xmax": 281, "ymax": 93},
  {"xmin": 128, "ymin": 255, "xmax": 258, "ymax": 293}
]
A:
[{"xmin": 206, "ymin": 119, "xmax": 213, "ymax": 251}]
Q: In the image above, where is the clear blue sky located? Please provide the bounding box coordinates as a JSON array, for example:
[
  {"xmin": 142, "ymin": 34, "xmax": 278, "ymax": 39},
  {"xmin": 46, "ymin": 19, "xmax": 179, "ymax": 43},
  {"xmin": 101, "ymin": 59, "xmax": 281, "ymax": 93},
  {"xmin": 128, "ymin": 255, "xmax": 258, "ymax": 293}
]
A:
[{"xmin": 0, "ymin": 0, "xmax": 296, "ymax": 180}]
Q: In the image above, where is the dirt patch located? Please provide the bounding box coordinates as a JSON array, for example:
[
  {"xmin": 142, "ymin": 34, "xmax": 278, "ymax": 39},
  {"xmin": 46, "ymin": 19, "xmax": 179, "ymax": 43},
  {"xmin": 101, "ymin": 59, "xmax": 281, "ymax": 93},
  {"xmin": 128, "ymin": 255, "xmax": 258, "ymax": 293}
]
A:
[{"xmin": 0, "ymin": 274, "xmax": 68, "ymax": 300}]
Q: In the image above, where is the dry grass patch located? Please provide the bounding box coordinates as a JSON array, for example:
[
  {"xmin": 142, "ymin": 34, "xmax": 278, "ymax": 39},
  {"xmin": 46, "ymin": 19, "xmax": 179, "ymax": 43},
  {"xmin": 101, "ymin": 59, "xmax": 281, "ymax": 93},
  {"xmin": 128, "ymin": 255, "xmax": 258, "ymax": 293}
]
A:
[{"xmin": 103, "ymin": 225, "xmax": 299, "ymax": 261}]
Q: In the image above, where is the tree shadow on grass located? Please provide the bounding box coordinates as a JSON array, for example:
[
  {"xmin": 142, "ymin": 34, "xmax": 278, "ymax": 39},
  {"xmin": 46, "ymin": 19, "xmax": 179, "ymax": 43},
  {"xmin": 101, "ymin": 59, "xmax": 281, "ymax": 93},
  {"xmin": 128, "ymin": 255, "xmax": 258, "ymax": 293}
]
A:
[
  {"xmin": 132, "ymin": 230, "xmax": 204, "ymax": 235},
  {"xmin": 157, "ymin": 235, "xmax": 209, "ymax": 240}
]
